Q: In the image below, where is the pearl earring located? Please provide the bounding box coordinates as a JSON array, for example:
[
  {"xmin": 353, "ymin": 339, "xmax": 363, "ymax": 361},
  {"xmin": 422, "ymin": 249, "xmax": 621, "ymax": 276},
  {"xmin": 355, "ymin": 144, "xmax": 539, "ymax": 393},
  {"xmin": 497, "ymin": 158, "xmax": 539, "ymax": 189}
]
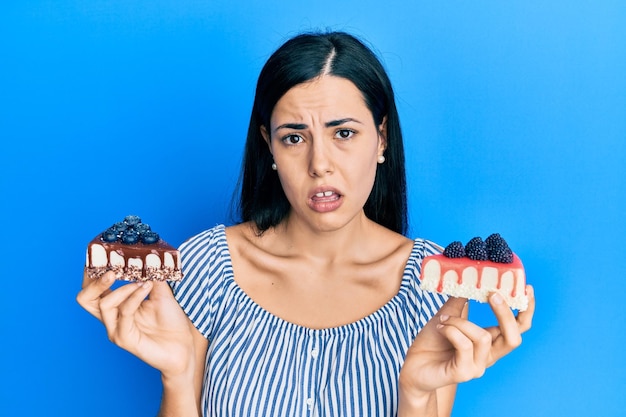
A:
[
  {"xmin": 377, "ymin": 155, "xmax": 385, "ymax": 164},
  {"xmin": 271, "ymin": 162, "xmax": 277, "ymax": 170}
]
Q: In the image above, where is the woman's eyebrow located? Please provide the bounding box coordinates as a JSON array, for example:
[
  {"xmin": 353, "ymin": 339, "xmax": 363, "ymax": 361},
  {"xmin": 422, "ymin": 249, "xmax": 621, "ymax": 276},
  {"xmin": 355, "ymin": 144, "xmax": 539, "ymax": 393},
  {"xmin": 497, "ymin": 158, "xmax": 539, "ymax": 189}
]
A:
[
  {"xmin": 275, "ymin": 123, "xmax": 308, "ymax": 132},
  {"xmin": 274, "ymin": 118, "xmax": 363, "ymax": 133},
  {"xmin": 325, "ymin": 118, "xmax": 362, "ymax": 127}
]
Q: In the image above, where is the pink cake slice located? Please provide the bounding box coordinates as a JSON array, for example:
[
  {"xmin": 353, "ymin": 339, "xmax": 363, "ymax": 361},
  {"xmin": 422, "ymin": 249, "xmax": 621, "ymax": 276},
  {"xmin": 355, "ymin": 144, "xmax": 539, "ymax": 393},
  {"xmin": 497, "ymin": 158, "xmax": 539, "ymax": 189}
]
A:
[{"xmin": 419, "ymin": 253, "xmax": 528, "ymax": 311}]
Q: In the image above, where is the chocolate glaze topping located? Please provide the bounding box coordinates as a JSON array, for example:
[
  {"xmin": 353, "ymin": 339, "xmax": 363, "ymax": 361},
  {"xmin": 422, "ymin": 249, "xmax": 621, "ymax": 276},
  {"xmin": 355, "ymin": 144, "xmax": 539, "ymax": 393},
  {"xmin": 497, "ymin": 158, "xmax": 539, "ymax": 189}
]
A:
[{"xmin": 86, "ymin": 235, "xmax": 183, "ymax": 282}]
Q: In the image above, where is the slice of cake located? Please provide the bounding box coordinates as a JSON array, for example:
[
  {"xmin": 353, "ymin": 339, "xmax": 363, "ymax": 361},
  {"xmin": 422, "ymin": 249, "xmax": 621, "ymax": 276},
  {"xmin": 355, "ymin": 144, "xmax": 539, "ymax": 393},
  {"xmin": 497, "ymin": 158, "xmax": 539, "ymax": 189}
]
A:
[
  {"xmin": 419, "ymin": 234, "xmax": 528, "ymax": 311},
  {"xmin": 85, "ymin": 215, "xmax": 183, "ymax": 282}
]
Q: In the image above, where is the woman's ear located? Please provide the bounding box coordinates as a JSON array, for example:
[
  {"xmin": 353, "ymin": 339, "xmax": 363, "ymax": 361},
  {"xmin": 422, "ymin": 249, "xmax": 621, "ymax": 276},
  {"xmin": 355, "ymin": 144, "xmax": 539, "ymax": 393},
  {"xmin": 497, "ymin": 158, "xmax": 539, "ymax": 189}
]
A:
[
  {"xmin": 260, "ymin": 125, "xmax": 272, "ymax": 153},
  {"xmin": 378, "ymin": 116, "xmax": 388, "ymax": 153}
]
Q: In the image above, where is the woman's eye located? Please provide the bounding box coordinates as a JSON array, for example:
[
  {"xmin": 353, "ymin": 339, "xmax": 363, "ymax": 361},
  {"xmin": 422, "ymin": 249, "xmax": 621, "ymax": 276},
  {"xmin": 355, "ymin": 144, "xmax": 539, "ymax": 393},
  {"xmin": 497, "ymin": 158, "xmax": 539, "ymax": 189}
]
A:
[
  {"xmin": 282, "ymin": 134, "xmax": 303, "ymax": 145},
  {"xmin": 336, "ymin": 129, "xmax": 355, "ymax": 140}
]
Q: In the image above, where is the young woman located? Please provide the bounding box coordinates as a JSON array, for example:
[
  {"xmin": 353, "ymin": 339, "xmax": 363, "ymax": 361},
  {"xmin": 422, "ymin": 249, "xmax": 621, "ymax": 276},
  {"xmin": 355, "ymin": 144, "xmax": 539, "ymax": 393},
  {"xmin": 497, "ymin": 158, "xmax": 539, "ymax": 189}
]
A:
[{"xmin": 77, "ymin": 31, "xmax": 535, "ymax": 417}]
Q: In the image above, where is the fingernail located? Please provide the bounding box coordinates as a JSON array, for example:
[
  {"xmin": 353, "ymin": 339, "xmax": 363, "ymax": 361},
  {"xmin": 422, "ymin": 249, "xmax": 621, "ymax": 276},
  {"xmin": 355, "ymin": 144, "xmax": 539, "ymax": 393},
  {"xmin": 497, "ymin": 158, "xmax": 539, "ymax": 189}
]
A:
[
  {"xmin": 440, "ymin": 314, "xmax": 449, "ymax": 322},
  {"xmin": 491, "ymin": 293, "xmax": 503, "ymax": 305}
]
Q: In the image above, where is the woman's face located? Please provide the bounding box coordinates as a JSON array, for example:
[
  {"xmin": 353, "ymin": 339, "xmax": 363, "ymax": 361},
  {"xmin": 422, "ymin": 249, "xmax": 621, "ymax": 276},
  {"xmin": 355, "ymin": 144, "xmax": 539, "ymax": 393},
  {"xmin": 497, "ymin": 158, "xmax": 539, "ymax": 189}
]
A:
[{"xmin": 262, "ymin": 75, "xmax": 386, "ymax": 232}]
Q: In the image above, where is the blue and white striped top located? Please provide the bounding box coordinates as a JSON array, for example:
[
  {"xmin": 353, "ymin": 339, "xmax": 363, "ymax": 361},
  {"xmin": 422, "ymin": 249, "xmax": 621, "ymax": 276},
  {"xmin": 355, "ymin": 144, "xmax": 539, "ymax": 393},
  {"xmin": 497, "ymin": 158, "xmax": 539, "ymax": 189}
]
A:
[{"xmin": 171, "ymin": 225, "xmax": 447, "ymax": 417}]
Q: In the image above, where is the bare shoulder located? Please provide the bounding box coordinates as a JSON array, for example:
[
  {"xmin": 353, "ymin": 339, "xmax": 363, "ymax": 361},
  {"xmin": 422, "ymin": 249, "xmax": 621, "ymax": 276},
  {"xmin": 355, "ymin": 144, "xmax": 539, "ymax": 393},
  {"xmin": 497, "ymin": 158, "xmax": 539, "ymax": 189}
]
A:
[
  {"xmin": 222, "ymin": 222, "xmax": 287, "ymax": 279},
  {"xmin": 223, "ymin": 222, "xmax": 256, "ymax": 246},
  {"xmin": 359, "ymin": 222, "xmax": 415, "ymax": 266},
  {"xmin": 223, "ymin": 222, "xmax": 276, "ymax": 258}
]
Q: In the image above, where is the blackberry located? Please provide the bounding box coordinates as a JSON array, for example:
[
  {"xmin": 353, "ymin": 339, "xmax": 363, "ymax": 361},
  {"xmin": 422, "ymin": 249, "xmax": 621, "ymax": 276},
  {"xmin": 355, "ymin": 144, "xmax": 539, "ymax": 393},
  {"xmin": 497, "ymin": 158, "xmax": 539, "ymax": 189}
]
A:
[
  {"xmin": 485, "ymin": 233, "xmax": 506, "ymax": 249},
  {"xmin": 101, "ymin": 228, "xmax": 119, "ymax": 242},
  {"xmin": 443, "ymin": 241, "xmax": 466, "ymax": 258},
  {"xmin": 465, "ymin": 237, "xmax": 488, "ymax": 261},
  {"xmin": 485, "ymin": 233, "xmax": 514, "ymax": 263},
  {"xmin": 121, "ymin": 229, "xmax": 140, "ymax": 244},
  {"xmin": 487, "ymin": 240, "xmax": 510, "ymax": 254},
  {"xmin": 141, "ymin": 231, "xmax": 160, "ymax": 245},
  {"xmin": 489, "ymin": 246, "xmax": 513, "ymax": 263}
]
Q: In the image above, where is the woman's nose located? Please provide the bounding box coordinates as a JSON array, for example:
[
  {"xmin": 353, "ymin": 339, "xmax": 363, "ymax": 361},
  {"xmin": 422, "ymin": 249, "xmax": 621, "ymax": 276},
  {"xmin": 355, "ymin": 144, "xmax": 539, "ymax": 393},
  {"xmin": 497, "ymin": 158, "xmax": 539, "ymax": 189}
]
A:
[{"xmin": 308, "ymin": 139, "xmax": 334, "ymax": 177}]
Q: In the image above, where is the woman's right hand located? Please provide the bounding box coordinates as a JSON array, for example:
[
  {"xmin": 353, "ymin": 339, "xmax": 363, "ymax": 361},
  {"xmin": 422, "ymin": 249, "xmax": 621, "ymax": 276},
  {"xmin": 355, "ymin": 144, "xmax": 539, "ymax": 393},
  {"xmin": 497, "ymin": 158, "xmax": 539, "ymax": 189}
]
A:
[{"xmin": 76, "ymin": 271, "xmax": 195, "ymax": 379}]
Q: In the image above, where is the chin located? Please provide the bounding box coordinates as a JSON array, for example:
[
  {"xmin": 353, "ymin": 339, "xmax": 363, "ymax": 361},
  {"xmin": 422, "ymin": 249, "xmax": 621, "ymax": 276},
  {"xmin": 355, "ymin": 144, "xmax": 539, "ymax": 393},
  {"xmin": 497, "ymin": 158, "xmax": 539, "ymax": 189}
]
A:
[{"xmin": 308, "ymin": 212, "xmax": 368, "ymax": 234}]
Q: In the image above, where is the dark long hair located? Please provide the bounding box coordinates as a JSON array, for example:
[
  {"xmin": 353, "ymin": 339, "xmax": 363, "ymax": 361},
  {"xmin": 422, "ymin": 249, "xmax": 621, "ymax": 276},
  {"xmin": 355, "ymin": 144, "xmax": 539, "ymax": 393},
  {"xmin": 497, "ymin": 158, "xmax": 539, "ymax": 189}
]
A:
[{"xmin": 237, "ymin": 31, "xmax": 408, "ymax": 235}]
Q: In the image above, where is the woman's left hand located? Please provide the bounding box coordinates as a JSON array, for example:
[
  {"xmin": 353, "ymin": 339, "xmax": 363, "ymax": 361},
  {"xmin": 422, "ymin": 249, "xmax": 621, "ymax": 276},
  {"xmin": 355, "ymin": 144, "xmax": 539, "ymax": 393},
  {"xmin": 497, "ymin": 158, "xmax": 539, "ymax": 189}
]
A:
[{"xmin": 399, "ymin": 285, "xmax": 535, "ymax": 395}]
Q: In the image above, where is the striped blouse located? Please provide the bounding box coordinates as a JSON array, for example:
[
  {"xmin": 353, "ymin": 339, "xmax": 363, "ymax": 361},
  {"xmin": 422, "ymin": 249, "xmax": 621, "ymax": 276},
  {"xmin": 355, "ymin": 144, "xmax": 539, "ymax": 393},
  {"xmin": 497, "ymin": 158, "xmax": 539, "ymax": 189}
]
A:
[{"xmin": 171, "ymin": 225, "xmax": 447, "ymax": 417}]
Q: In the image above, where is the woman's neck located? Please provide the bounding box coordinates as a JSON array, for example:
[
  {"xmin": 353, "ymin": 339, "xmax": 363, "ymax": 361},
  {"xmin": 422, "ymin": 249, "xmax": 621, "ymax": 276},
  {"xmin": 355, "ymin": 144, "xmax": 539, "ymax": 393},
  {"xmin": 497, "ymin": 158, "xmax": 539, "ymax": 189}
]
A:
[{"xmin": 263, "ymin": 210, "xmax": 379, "ymax": 264}]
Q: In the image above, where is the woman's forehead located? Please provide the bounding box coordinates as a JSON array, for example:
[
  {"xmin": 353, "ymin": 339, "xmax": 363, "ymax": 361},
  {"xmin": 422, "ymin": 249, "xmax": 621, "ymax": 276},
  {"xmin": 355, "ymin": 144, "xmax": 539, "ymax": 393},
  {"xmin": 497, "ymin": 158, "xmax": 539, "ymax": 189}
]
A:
[{"xmin": 271, "ymin": 76, "xmax": 370, "ymax": 124}]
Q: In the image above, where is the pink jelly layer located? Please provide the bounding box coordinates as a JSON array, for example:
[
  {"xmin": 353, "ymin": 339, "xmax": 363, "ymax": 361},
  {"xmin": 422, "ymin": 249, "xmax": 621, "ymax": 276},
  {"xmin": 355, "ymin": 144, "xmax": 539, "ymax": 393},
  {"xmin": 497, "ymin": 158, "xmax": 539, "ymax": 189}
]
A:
[{"xmin": 421, "ymin": 253, "xmax": 524, "ymax": 297}]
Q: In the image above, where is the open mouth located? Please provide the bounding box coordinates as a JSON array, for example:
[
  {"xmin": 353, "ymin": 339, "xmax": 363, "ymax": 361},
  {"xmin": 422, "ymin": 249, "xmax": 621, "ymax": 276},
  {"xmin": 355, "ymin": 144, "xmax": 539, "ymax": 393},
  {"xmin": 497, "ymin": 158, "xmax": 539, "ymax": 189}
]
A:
[
  {"xmin": 311, "ymin": 190, "xmax": 342, "ymax": 201},
  {"xmin": 308, "ymin": 189, "xmax": 343, "ymax": 212},
  {"xmin": 313, "ymin": 191, "xmax": 339, "ymax": 199}
]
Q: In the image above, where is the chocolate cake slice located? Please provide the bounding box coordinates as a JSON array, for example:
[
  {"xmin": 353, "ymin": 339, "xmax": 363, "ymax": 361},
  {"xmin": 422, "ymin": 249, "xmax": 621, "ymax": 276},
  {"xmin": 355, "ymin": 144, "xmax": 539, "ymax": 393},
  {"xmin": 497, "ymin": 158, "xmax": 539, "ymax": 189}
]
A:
[{"xmin": 85, "ymin": 215, "xmax": 183, "ymax": 282}]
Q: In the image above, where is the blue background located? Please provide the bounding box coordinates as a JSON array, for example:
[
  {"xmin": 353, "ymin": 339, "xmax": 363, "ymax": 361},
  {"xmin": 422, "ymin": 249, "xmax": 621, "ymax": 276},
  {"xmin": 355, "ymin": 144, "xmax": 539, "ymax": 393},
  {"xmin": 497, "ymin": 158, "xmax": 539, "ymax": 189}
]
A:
[{"xmin": 1, "ymin": 1, "xmax": 625, "ymax": 416}]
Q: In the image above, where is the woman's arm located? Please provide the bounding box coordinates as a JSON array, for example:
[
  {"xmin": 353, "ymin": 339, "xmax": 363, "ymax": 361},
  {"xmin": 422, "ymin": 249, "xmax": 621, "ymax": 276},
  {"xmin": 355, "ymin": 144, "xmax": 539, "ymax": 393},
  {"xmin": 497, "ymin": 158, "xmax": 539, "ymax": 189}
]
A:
[
  {"xmin": 398, "ymin": 286, "xmax": 535, "ymax": 416},
  {"xmin": 396, "ymin": 384, "xmax": 457, "ymax": 417},
  {"xmin": 77, "ymin": 271, "xmax": 206, "ymax": 416},
  {"xmin": 398, "ymin": 301, "xmax": 468, "ymax": 417},
  {"xmin": 157, "ymin": 324, "xmax": 208, "ymax": 417},
  {"xmin": 432, "ymin": 299, "xmax": 470, "ymax": 417}
]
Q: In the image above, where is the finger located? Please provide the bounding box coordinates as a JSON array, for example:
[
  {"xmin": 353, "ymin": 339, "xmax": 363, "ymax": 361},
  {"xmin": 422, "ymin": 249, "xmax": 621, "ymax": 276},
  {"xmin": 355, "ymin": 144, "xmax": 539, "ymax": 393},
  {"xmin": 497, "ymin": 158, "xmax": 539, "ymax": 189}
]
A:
[
  {"xmin": 116, "ymin": 281, "xmax": 154, "ymax": 344},
  {"xmin": 118, "ymin": 281, "xmax": 153, "ymax": 319},
  {"xmin": 147, "ymin": 280, "xmax": 174, "ymax": 301},
  {"xmin": 76, "ymin": 271, "xmax": 116, "ymax": 320},
  {"xmin": 485, "ymin": 286, "xmax": 535, "ymax": 341},
  {"xmin": 99, "ymin": 282, "xmax": 147, "ymax": 339},
  {"xmin": 436, "ymin": 296, "xmax": 468, "ymax": 320},
  {"xmin": 488, "ymin": 292, "xmax": 522, "ymax": 353},
  {"xmin": 81, "ymin": 268, "xmax": 96, "ymax": 289},
  {"xmin": 461, "ymin": 299, "xmax": 469, "ymax": 319},
  {"xmin": 516, "ymin": 285, "xmax": 535, "ymax": 333},
  {"xmin": 439, "ymin": 315, "xmax": 492, "ymax": 367},
  {"xmin": 437, "ymin": 323, "xmax": 486, "ymax": 382}
]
